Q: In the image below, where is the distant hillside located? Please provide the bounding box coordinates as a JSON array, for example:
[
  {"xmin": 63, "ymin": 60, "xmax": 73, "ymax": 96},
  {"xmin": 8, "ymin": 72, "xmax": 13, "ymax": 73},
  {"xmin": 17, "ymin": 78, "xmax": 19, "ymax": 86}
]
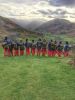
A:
[
  {"xmin": 0, "ymin": 16, "xmax": 39, "ymax": 41},
  {"xmin": 1, "ymin": 16, "xmax": 75, "ymax": 42},
  {"xmin": 24, "ymin": 20, "xmax": 45, "ymax": 31},
  {"xmin": 34, "ymin": 19, "xmax": 75, "ymax": 35},
  {"xmin": 0, "ymin": 16, "xmax": 25, "ymax": 40},
  {"xmin": 10, "ymin": 18, "xmax": 75, "ymax": 36},
  {"xmin": 11, "ymin": 19, "xmax": 45, "ymax": 31}
]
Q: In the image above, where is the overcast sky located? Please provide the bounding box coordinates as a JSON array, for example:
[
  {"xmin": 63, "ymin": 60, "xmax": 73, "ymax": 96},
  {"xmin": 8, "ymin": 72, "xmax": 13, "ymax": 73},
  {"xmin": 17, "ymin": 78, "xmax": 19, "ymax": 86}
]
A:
[{"xmin": 0, "ymin": 0, "xmax": 75, "ymax": 22}]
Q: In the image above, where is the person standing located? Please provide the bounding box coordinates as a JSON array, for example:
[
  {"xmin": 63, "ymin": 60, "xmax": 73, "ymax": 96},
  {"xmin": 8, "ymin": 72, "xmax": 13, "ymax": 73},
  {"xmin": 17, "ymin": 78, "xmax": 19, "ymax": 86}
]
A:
[
  {"xmin": 48, "ymin": 40, "xmax": 54, "ymax": 57},
  {"xmin": 13, "ymin": 41, "xmax": 19, "ymax": 56},
  {"xmin": 57, "ymin": 41, "xmax": 63, "ymax": 57},
  {"xmin": 19, "ymin": 40, "xmax": 25, "ymax": 56},
  {"xmin": 53, "ymin": 40, "xmax": 57, "ymax": 56},
  {"xmin": 31, "ymin": 40, "xmax": 36, "ymax": 56},
  {"xmin": 64, "ymin": 41, "xmax": 70, "ymax": 57},
  {"xmin": 36, "ymin": 38, "xmax": 42, "ymax": 56},
  {"xmin": 42, "ymin": 39, "xmax": 47, "ymax": 56},
  {"xmin": 25, "ymin": 38, "xmax": 30, "ymax": 56},
  {"xmin": 2, "ymin": 41, "xmax": 9, "ymax": 57},
  {"xmin": 2, "ymin": 37, "xmax": 11, "ymax": 57}
]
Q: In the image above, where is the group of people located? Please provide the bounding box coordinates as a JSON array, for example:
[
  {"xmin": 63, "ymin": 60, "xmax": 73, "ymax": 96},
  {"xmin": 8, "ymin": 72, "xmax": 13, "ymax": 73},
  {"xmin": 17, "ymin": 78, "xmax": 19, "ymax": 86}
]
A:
[{"xmin": 2, "ymin": 37, "xmax": 71, "ymax": 57}]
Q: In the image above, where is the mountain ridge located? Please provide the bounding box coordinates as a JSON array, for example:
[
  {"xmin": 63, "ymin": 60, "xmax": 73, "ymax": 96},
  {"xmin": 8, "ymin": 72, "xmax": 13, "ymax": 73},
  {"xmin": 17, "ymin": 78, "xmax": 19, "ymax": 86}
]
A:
[
  {"xmin": 34, "ymin": 18, "xmax": 75, "ymax": 35},
  {"xmin": 0, "ymin": 16, "xmax": 35, "ymax": 41}
]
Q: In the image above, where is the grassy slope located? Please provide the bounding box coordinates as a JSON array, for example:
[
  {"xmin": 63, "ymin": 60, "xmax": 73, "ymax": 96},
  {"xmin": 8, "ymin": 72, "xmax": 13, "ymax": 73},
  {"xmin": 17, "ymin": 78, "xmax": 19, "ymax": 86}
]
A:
[
  {"xmin": 0, "ymin": 48, "xmax": 75, "ymax": 100},
  {"xmin": 20, "ymin": 34, "xmax": 75, "ymax": 44},
  {"xmin": 44, "ymin": 33, "xmax": 75, "ymax": 44}
]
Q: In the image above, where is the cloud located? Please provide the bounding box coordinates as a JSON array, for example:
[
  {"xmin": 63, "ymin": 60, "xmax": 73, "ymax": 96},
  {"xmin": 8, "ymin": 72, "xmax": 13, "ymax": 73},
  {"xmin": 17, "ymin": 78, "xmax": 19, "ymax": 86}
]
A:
[
  {"xmin": 37, "ymin": 9, "xmax": 68, "ymax": 19},
  {"xmin": 37, "ymin": 8, "xmax": 75, "ymax": 20},
  {"xmin": 54, "ymin": 9, "xmax": 67, "ymax": 15},
  {"xmin": 38, "ymin": 10, "xmax": 50, "ymax": 15},
  {"xmin": 0, "ymin": 0, "xmax": 75, "ymax": 22},
  {"xmin": 48, "ymin": 0, "xmax": 75, "ymax": 7},
  {"xmin": 0, "ymin": 0, "xmax": 43, "ymax": 4}
]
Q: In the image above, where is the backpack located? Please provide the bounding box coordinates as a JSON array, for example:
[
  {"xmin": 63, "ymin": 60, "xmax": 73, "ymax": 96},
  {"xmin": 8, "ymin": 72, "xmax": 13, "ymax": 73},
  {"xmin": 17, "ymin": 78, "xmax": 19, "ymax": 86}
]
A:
[{"xmin": 64, "ymin": 45, "xmax": 70, "ymax": 51}]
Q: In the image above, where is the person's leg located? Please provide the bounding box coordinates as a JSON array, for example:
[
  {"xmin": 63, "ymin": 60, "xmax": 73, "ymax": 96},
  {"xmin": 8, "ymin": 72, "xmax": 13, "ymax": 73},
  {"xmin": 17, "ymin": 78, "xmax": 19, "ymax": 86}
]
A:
[
  {"xmin": 42, "ymin": 48, "xmax": 44, "ymax": 56},
  {"xmin": 26, "ymin": 48, "xmax": 29, "ymax": 55},
  {"xmin": 48, "ymin": 50, "xmax": 50, "ymax": 56},
  {"xmin": 20, "ymin": 50, "xmax": 23, "ymax": 56},
  {"xmin": 16, "ymin": 50, "xmax": 19, "ymax": 56},
  {"xmin": 38, "ymin": 50, "xmax": 40, "ymax": 56},
  {"xmin": 52, "ymin": 50, "xmax": 55, "ymax": 57},
  {"xmin": 26, "ymin": 48, "xmax": 30, "ymax": 55},
  {"xmin": 26, "ymin": 48, "xmax": 27, "ymax": 55},
  {"xmin": 48, "ymin": 50, "xmax": 52, "ymax": 57},
  {"xmin": 51, "ymin": 51, "xmax": 53, "ymax": 56},
  {"xmin": 32, "ymin": 48, "xmax": 35, "ymax": 56},
  {"xmin": 44, "ymin": 49, "xmax": 47, "ymax": 56},
  {"xmin": 66, "ymin": 51, "xmax": 69, "ymax": 56},
  {"xmin": 57, "ymin": 50, "xmax": 60, "ymax": 57},
  {"xmin": 37, "ymin": 49, "xmax": 39, "ymax": 56},
  {"xmin": 10, "ymin": 48, "xmax": 13, "ymax": 56},
  {"xmin": 54, "ymin": 50, "xmax": 57, "ymax": 56},
  {"xmin": 22, "ymin": 50, "xmax": 24, "ymax": 55},
  {"xmin": 4, "ymin": 48, "xmax": 8, "ymax": 57},
  {"xmin": 37, "ymin": 49, "xmax": 41, "ymax": 56},
  {"xmin": 8, "ymin": 48, "xmax": 11, "ymax": 56},
  {"xmin": 14, "ymin": 49, "xmax": 17, "ymax": 56},
  {"xmin": 55, "ymin": 50, "xmax": 57, "ymax": 56},
  {"xmin": 64, "ymin": 51, "xmax": 69, "ymax": 57},
  {"xmin": 12, "ymin": 49, "xmax": 15, "ymax": 56},
  {"xmin": 28, "ymin": 48, "xmax": 30, "ymax": 55},
  {"xmin": 58, "ymin": 51, "xmax": 62, "ymax": 57},
  {"xmin": 43, "ymin": 48, "xmax": 46, "ymax": 56}
]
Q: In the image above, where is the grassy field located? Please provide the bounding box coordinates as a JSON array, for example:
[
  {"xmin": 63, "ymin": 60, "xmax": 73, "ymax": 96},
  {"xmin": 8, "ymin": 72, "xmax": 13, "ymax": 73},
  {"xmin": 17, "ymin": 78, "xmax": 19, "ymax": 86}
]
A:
[
  {"xmin": 17, "ymin": 34, "xmax": 75, "ymax": 44},
  {"xmin": 0, "ymin": 48, "xmax": 75, "ymax": 100}
]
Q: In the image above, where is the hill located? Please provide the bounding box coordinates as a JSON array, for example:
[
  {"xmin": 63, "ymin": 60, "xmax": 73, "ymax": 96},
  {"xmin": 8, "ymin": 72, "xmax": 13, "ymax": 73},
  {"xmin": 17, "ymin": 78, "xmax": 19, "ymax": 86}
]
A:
[
  {"xmin": 11, "ymin": 19, "xmax": 45, "ymax": 31},
  {"xmin": 34, "ymin": 19, "xmax": 75, "ymax": 35},
  {"xmin": 0, "ymin": 16, "xmax": 38, "ymax": 41},
  {"xmin": 24, "ymin": 20, "xmax": 45, "ymax": 31}
]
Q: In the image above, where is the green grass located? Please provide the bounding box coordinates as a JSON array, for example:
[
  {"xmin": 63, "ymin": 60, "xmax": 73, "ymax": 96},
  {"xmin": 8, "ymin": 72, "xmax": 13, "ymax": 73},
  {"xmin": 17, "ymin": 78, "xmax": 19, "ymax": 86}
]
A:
[
  {"xmin": 17, "ymin": 33, "xmax": 75, "ymax": 44},
  {"xmin": 44, "ymin": 33, "xmax": 75, "ymax": 44},
  {"xmin": 0, "ymin": 48, "xmax": 75, "ymax": 100}
]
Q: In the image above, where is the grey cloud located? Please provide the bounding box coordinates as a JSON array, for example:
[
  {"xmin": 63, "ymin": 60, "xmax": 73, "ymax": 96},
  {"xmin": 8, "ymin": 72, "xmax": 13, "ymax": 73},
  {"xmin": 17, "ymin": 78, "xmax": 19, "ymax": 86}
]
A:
[
  {"xmin": 52, "ymin": 9, "xmax": 67, "ymax": 15},
  {"xmin": 70, "ymin": 16, "xmax": 75, "ymax": 18},
  {"xmin": 37, "ymin": 9, "xmax": 70, "ymax": 19},
  {"xmin": 0, "ymin": 0, "xmax": 25, "ymax": 3},
  {"xmin": 32, "ymin": 11, "xmax": 40, "ymax": 15},
  {"xmin": 38, "ymin": 9, "xmax": 67, "ymax": 16},
  {"xmin": 0, "ymin": 0, "xmax": 42, "ymax": 4},
  {"xmin": 38, "ymin": 10, "xmax": 50, "ymax": 15},
  {"xmin": 48, "ymin": 15, "xmax": 68, "ymax": 19},
  {"xmin": 48, "ymin": 0, "xmax": 75, "ymax": 7}
]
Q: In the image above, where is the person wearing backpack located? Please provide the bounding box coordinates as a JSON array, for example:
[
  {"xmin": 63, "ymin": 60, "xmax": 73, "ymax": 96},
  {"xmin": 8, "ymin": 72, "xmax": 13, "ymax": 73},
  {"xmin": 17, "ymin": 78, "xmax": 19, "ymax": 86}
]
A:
[
  {"xmin": 2, "ymin": 41, "xmax": 9, "ymax": 57},
  {"xmin": 64, "ymin": 41, "xmax": 70, "ymax": 57},
  {"xmin": 13, "ymin": 41, "xmax": 19, "ymax": 56},
  {"xmin": 48, "ymin": 40, "xmax": 53, "ymax": 57},
  {"xmin": 25, "ymin": 38, "xmax": 31, "ymax": 56},
  {"xmin": 57, "ymin": 41, "xmax": 63, "ymax": 57},
  {"xmin": 42, "ymin": 39, "xmax": 47, "ymax": 56},
  {"xmin": 31, "ymin": 40, "xmax": 36, "ymax": 56},
  {"xmin": 19, "ymin": 40, "xmax": 25, "ymax": 56},
  {"xmin": 37, "ymin": 38, "xmax": 42, "ymax": 56}
]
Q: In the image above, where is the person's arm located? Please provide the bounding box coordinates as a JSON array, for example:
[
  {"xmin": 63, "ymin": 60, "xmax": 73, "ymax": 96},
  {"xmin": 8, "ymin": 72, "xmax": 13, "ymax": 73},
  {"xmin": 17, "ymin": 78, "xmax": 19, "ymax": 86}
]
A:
[{"xmin": 36, "ymin": 42, "xmax": 38, "ymax": 48}]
